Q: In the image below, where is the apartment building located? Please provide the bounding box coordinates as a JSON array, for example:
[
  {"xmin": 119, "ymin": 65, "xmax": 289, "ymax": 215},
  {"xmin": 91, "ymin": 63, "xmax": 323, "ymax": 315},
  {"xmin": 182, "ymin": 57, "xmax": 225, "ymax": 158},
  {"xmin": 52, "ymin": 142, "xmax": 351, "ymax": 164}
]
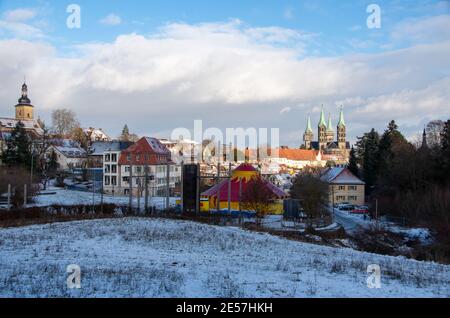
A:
[
  {"xmin": 105, "ymin": 137, "xmax": 181, "ymax": 197},
  {"xmin": 320, "ymin": 167, "xmax": 365, "ymax": 206}
]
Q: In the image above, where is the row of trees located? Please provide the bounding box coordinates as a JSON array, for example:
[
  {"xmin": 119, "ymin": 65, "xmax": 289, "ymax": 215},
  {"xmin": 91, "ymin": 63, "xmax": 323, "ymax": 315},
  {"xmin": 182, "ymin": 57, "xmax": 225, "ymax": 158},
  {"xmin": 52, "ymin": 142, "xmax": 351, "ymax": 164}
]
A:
[{"xmin": 349, "ymin": 119, "xmax": 450, "ymax": 228}]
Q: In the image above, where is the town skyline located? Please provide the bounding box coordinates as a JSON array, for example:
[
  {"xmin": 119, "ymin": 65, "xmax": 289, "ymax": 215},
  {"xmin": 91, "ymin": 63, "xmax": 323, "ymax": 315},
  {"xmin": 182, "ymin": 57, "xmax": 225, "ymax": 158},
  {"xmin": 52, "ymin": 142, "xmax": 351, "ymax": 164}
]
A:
[{"xmin": 0, "ymin": 0, "xmax": 449, "ymax": 146}]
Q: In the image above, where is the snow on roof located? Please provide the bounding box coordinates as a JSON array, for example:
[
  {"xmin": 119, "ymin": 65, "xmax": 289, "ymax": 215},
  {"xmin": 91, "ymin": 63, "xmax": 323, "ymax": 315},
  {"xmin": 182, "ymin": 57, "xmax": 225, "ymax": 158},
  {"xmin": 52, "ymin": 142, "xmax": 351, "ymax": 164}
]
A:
[
  {"xmin": 320, "ymin": 167, "xmax": 365, "ymax": 185},
  {"xmin": 0, "ymin": 117, "xmax": 43, "ymax": 135},
  {"xmin": 90, "ymin": 141, "xmax": 133, "ymax": 155},
  {"xmin": 84, "ymin": 127, "xmax": 111, "ymax": 141},
  {"xmin": 145, "ymin": 137, "xmax": 171, "ymax": 154},
  {"xmin": 53, "ymin": 145, "xmax": 87, "ymax": 158}
]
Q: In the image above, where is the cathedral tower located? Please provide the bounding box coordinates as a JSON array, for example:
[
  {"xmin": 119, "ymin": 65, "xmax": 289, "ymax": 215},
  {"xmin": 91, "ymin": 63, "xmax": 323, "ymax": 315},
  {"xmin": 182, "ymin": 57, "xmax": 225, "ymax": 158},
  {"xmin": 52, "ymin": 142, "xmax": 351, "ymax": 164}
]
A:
[
  {"xmin": 303, "ymin": 115, "xmax": 314, "ymax": 149},
  {"xmin": 318, "ymin": 105, "xmax": 327, "ymax": 150},
  {"xmin": 337, "ymin": 106, "xmax": 346, "ymax": 150},
  {"xmin": 326, "ymin": 113, "xmax": 335, "ymax": 143},
  {"xmin": 15, "ymin": 83, "xmax": 34, "ymax": 121}
]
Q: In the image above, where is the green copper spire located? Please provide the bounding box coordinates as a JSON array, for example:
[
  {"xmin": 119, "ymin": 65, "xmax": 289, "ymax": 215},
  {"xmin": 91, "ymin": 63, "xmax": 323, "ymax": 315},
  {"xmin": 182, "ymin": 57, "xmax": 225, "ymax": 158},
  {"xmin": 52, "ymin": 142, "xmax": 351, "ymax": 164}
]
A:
[
  {"xmin": 318, "ymin": 105, "xmax": 326, "ymax": 127},
  {"xmin": 327, "ymin": 113, "xmax": 333, "ymax": 132},
  {"xmin": 306, "ymin": 114, "xmax": 313, "ymax": 133},
  {"xmin": 338, "ymin": 106, "xmax": 346, "ymax": 127}
]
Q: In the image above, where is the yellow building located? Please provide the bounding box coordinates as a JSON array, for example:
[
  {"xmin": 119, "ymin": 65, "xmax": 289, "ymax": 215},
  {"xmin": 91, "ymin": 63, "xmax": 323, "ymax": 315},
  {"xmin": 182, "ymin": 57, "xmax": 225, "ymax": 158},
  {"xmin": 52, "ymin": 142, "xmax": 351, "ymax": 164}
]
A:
[
  {"xmin": 201, "ymin": 164, "xmax": 287, "ymax": 214},
  {"xmin": 320, "ymin": 167, "xmax": 365, "ymax": 206}
]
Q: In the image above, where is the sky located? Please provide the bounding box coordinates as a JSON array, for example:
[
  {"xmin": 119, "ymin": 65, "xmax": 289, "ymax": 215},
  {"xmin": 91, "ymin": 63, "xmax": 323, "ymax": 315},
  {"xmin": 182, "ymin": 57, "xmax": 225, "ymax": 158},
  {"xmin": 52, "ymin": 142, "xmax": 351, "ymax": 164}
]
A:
[{"xmin": 0, "ymin": 0, "xmax": 449, "ymax": 146}]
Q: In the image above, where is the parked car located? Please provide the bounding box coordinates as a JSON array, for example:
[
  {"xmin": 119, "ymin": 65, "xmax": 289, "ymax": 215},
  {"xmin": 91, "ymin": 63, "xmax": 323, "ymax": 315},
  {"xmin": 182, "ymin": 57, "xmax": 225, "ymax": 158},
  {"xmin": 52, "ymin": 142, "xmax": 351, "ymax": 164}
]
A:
[
  {"xmin": 352, "ymin": 205, "xmax": 369, "ymax": 214},
  {"xmin": 338, "ymin": 204, "xmax": 355, "ymax": 212}
]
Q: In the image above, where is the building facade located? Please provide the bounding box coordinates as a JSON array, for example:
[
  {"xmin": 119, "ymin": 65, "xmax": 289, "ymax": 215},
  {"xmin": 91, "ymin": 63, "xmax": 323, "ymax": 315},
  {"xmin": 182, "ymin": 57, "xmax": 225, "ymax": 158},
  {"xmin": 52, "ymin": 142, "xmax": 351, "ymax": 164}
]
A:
[
  {"xmin": 320, "ymin": 167, "xmax": 365, "ymax": 206},
  {"xmin": 104, "ymin": 137, "xmax": 181, "ymax": 197}
]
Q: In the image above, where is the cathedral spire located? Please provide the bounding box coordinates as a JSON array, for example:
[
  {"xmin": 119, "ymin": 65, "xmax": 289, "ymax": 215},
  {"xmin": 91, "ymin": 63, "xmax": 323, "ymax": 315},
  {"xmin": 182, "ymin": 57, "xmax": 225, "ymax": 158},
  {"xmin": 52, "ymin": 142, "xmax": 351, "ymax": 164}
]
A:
[
  {"xmin": 305, "ymin": 114, "xmax": 313, "ymax": 133},
  {"xmin": 318, "ymin": 105, "xmax": 326, "ymax": 127},
  {"xmin": 338, "ymin": 106, "xmax": 346, "ymax": 127},
  {"xmin": 327, "ymin": 113, "xmax": 333, "ymax": 132}
]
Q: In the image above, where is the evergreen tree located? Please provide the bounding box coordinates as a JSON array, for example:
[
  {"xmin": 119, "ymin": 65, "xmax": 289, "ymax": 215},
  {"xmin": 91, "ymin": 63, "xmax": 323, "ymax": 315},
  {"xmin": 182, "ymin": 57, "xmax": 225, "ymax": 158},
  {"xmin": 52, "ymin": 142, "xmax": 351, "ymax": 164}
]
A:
[
  {"xmin": 440, "ymin": 120, "xmax": 450, "ymax": 182},
  {"xmin": 348, "ymin": 146, "xmax": 359, "ymax": 177},
  {"xmin": 355, "ymin": 128, "xmax": 380, "ymax": 193},
  {"xmin": 120, "ymin": 124, "xmax": 131, "ymax": 141},
  {"xmin": 377, "ymin": 120, "xmax": 408, "ymax": 188},
  {"xmin": 1, "ymin": 121, "xmax": 32, "ymax": 167}
]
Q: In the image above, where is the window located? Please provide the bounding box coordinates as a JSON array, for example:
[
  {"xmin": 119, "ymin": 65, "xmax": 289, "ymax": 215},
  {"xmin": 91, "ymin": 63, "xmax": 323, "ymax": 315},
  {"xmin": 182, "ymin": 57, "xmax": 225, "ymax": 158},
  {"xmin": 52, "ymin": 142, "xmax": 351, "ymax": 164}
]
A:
[
  {"xmin": 125, "ymin": 166, "xmax": 130, "ymax": 173},
  {"xmin": 105, "ymin": 154, "xmax": 111, "ymax": 162},
  {"xmin": 111, "ymin": 165, "xmax": 117, "ymax": 173},
  {"xmin": 111, "ymin": 154, "xmax": 117, "ymax": 162},
  {"xmin": 127, "ymin": 154, "xmax": 131, "ymax": 161},
  {"xmin": 348, "ymin": 196, "xmax": 357, "ymax": 201},
  {"xmin": 336, "ymin": 195, "xmax": 346, "ymax": 201},
  {"xmin": 348, "ymin": 186, "xmax": 357, "ymax": 191},
  {"xmin": 136, "ymin": 154, "xmax": 141, "ymax": 161},
  {"xmin": 105, "ymin": 165, "xmax": 111, "ymax": 173},
  {"xmin": 124, "ymin": 189, "xmax": 130, "ymax": 195},
  {"xmin": 112, "ymin": 176, "xmax": 117, "ymax": 186},
  {"xmin": 105, "ymin": 176, "xmax": 110, "ymax": 185},
  {"xmin": 136, "ymin": 166, "xmax": 142, "ymax": 173},
  {"xmin": 123, "ymin": 177, "xmax": 129, "ymax": 183},
  {"xmin": 339, "ymin": 186, "xmax": 346, "ymax": 191}
]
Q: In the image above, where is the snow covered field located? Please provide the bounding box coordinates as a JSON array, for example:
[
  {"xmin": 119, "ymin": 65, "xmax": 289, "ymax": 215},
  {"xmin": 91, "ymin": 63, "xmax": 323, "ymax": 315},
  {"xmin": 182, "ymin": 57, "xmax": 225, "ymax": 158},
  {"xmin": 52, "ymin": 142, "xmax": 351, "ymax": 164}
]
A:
[
  {"xmin": 0, "ymin": 218, "xmax": 448, "ymax": 298},
  {"xmin": 32, "ymin": 187, "xmax": 178, "ymax": 210}
]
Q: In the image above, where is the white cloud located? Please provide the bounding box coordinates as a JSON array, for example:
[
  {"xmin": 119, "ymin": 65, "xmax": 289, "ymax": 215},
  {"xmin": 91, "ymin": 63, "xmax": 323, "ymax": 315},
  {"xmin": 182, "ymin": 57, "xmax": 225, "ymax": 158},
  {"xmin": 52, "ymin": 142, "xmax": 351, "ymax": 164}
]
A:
[
  {"xmin": 100, "ymin": 14, "xmax": 122, "ymax": 26},
  {"xmin": 280, "ymin": 107, "xmax": 292, "ymax": 115},
  {"xmin": 391, "ymin": 15, "xmax": 450, "ymax": 44},
  {"xmin": 0, "ymin": 18, "xmax": 449, "ymax": 144},
  {"xmin": 3, "ymin": 8, "xmax": 37, "ymax": 22}
]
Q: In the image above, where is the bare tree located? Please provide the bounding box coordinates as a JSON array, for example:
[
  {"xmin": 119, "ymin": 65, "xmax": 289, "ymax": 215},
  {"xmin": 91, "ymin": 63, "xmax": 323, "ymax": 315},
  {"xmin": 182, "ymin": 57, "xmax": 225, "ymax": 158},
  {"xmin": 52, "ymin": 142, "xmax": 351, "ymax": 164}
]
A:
[
  {"xmin": 51, "ymin": 109, "xmax": 79, "ymax": 137},
  {"xmin": 241, "ymin": 177, "xmax": 274, "ymax": 226},
  {"xmin": 290, "ymin": 173, "xmax": 329, "ymax": 220}
]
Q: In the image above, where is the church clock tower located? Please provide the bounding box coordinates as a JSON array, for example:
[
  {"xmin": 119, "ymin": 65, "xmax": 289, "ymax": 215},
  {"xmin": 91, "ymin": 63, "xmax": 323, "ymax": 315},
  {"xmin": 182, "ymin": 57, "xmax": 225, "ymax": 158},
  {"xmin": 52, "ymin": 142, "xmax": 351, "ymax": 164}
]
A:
[{"xmin": 15, "ymin": 83, "xmax": 34, "ymax": 121}]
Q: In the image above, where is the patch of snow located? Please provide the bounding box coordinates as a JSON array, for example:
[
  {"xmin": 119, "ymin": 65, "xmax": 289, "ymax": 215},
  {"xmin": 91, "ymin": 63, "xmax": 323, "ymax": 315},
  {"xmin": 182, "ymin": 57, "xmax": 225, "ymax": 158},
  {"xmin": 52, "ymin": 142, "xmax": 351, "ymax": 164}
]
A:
[{"xmin": 0, "ymin": 218, "xmax": 448, "ymax": 298}]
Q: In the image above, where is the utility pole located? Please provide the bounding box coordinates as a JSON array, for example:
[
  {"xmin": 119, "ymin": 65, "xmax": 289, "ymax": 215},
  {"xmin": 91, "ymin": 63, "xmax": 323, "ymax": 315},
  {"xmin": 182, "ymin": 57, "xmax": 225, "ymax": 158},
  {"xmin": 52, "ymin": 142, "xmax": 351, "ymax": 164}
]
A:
[
  {"xmin": 196, "ymin": 163, "xmax": 200, "ymax": 215},
  {"xmin": 30, "ymin": 142, "xmax": 35, "ymax": 186},
  {"xmin": 137, "ymin": 177, "xmax": 141, "ymax": 214},
  {"xmin": 7, "ymin": 184, "xmax": 11, "ymax": 211},
  {"xmin": 228, "ymin": 162, "xmax": 232, "ymax": 213},
  {"xmin": 144, "ymin": 165, "xmax": 149, "ymax": 214},
  {"xmin": 180, "ymin": 161, "xmax": 184, "ymax": 213},
  {"xmin": 238, "ymin": 178, "xmax": 243, "ymax": 224},
  {"xmin": 375, "ymin": 198, "xmax": 378, "ymax": 230},
  {"xmin": 166, "ymin": 162, "xmax": 170, "ymax": 210},
  {"xmin": 129, "ymin": 162, "xmax": 133, "ymax": 214},
  {"xmin": 92, "ymin": 169, "xmax": 95, "ymax": 213},
  {"xmin": 217, "ymin": 162, "xmax": 221, "ymax": 211},
  {"xmin": 23, "ymin": 184, "xmax": 27, "ymax": 207}
]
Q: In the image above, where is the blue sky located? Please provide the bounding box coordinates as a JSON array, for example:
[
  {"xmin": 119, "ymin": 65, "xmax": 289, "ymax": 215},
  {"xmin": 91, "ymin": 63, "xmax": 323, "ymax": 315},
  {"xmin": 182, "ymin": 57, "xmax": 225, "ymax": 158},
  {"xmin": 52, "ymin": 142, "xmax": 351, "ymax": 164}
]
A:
[
  {"xmin": 2, "ymin": 0, "xmax": 448, "ymax": 54},
  {"xmin": 0, "ymin": 0, "xmax": 449, "ymax": 145}
]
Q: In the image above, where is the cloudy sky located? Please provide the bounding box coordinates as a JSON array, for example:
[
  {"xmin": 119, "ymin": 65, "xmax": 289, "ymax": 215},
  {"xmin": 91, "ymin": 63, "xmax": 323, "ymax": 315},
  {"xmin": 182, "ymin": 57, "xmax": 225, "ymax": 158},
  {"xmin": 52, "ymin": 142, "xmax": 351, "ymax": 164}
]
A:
[{"xmin": 0, "ymin": 0, "xmax": 449, "ymax": 146}]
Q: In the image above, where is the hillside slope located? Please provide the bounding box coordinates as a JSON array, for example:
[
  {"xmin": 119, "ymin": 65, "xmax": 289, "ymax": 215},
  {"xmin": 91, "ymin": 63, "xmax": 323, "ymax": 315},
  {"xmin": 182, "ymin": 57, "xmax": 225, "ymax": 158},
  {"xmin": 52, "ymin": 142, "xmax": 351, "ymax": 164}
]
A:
[{"xmin": 0, "ymin": 218, "xmax": 448, "ymax": 297}]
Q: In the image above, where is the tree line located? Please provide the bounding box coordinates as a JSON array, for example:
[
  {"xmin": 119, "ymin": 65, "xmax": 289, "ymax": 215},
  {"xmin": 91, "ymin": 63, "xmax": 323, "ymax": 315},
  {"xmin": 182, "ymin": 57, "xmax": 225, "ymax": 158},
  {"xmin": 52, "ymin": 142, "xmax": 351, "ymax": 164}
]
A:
[{"xmin": 348, "ymin": 119, "xmax": 450, "ymax": 233}]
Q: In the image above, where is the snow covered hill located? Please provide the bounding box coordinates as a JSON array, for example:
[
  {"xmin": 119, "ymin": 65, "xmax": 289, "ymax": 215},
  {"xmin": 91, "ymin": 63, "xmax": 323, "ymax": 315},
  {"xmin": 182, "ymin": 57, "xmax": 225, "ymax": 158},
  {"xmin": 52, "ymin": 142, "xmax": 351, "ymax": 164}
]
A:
[{"xmin": 0, "ymin": 218, "xmax": 448, "ymax": 298}]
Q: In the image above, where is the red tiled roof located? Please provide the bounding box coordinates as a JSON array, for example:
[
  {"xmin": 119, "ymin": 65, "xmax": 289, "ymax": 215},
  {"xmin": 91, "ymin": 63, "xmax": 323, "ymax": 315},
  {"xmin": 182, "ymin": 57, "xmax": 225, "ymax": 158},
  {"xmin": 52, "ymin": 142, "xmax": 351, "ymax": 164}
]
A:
[
  {"xmin": 118, "ymin": 137, "xmax": 171, "ymax": 165},
  {"xmin": 278, "ymin": 149, "xmax": 318, "ymax": 161}
]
